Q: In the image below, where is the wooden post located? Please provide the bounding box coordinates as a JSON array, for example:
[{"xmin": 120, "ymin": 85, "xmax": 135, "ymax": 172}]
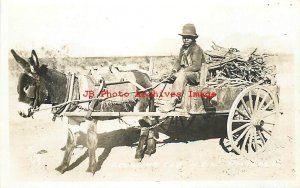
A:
[
  {"xmin": 199, "ymin": 63, "xmax": 208, "ymax": 86},
  {"xmin": 148, "ymin": 57, "xmax": 154, "ymax": 77}
]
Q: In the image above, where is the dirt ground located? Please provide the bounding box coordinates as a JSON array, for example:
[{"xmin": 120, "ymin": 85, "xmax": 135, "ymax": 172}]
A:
[{"xmin": 7, "ymin": 55, "xmax": 297, "ymax": 184}]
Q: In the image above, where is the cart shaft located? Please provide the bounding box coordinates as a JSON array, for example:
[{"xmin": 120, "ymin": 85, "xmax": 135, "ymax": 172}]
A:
[{"xmin": 64, "ymin": 111, "xmax": 189, "ymax": 117}]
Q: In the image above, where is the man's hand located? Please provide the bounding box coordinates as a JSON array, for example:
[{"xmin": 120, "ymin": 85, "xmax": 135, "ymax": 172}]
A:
[
  {"xmin": 168, "ymin": 69, "xmax": 178, "ymax": 80},
  {"xmin": 160, "ymin": 70, "xmax": 177, "ymax": 83},
  {"xmin": 160, "ymin": 73, "xmax": 169, "ymax": 82},
  {"xmin": 168, "ymin": 73, "xmax": 176, "ymax": 81}
]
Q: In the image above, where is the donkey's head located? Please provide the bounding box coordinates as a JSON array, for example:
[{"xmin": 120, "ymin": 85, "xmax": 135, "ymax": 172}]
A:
[{"xmin": 11, "ymin": 49, "xmax": 49, "ymax": 117}]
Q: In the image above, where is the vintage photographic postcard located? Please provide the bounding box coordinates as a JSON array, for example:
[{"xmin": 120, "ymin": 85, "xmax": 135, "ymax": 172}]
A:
[{"xmin": 1, "ymin": 0, "xmax": 299, "ymax": 187}]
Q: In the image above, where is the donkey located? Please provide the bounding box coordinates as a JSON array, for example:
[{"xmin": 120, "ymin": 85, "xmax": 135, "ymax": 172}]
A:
[{"xmin": 11, "ymin": 49, "xmax": 157, "ymax": 174}]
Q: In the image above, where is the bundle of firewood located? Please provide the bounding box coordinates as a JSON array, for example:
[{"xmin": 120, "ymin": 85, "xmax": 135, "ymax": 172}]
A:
[{"xmin": 205, "ymin": 42, "xmax": 276, "ymax": 88}]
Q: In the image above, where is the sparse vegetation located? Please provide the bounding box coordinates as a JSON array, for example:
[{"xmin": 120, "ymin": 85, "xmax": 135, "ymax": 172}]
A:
[{"xmin": 8, "ymin": 55, "xmax": 175, "ymax": 78}]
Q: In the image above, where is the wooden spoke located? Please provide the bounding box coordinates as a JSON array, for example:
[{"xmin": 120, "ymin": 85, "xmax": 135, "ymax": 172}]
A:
[
  {"xmin": 251, "ymin": 128, "xmax": 257, "ymax": 153},
  {"xmin": 227, "ymin": 86, "xmax": 279, "ymax": 155},
  {"xmin": 235, "ymin": 125, "xmax": 252, "ymax": 143},
  {"xmin": 257, "ymin": 130, "xmax": 266, "ymax": 145},
  {"xmin": 241, "ymin": 98, "xmax": 252, "ymax": 117},
  {"xmin": 254, "ymin": 89, "xmax": 261, "ymax": 111},
  {"xmin": 258, "ymin": 92, "xmax": 269, "ymax": 110},
  {"xmin": 232, "ymin": 119, "xmax": 251, "ymax": 123},
  {"xmin": 262, "ymin": 111, "xmax": 276, "ymax": 118},
  {"xmin": 253, "ymin": 128, "xmax": 258, "ymax": 151},
  {"xmin": 241, "ymin": 129, "xmax": 252, "ymax": 153},
  {"xmin": 261, "ymin": 99, "xmax": 274, "ymax": 112},
  {"xmin": 247, "ymin": 128, "xmax": 254, "ymax": 153},
  {"xmin": 232, "ymin": 123, "xmax": 250, "ymax": 134},
  {"xmin": 261, "ymin": 127, "xmax": 272, "ymax": 136},
  {"xmin": 236, "ymin": 108, "xmax": 251, "ymax": 119},
  {"xmin": 264, "ymin": 122, "xmax": 275, "ymax": 125},
  {"xmin": 248, "ymin": 91, "xmax": 254, "ymax": 113}
]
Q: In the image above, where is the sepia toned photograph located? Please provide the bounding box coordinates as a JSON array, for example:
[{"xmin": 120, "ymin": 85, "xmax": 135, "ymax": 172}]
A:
[{"xmin": 1, "ymin": 0, "xmax": 299, "ymax": 187}]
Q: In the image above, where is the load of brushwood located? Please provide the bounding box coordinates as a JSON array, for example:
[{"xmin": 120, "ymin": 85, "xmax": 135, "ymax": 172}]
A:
[{"xmin": 204, "ymin": 42, "xmax": 277, "ymax": 88}]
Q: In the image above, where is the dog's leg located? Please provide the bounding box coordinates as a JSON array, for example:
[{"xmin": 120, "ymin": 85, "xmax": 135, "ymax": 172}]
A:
[{"xmin": 86, "ymin": 119, "xmax": 98, "ymax": 174}]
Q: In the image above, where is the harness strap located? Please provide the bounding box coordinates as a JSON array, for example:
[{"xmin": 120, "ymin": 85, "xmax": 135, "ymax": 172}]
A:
[
  {"xmin": 30, "ymin": 77, "xmax": 40, "ymax": 117},
  {"xmin": 61, "ymin": 73, "xmax": 75, "ymax": 113},
  {"xmin": 52, "ymin": 73, "xmax": 75, "ymax": 121},
  {"xmin": 35, "ymin": 74, "xmax": 173, "ymax": 114},
  {"xmin": 84, "ymin": 74, "xmax": 106, "ymax": 120},
  {"xmin": 64, "ymin": 74, "xmax": 72, "ymax": 103}
]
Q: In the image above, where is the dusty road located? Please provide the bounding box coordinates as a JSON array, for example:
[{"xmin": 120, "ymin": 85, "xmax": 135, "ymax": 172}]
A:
[{"xmin": 7, "ymin": 56, "xmax": 296, "ymax": 183}]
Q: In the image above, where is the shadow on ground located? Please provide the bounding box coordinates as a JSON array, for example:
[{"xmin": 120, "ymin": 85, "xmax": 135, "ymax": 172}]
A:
[
  {"xmin": 157, "ymin": 114, "xmax": 232, "ymax": 153},
  {"xmin": 63, "ymin": 127, "xmax": 140, "ymax": 172},
  {"xmin": 62, "ymin": 114, "xmax": 231, "ymax": 173},
  {"xmin": 160, "ymin": 115, "xmax": 228, "ymax": 142}
]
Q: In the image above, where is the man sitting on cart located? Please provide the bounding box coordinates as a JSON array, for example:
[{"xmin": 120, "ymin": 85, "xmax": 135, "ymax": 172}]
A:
[{"xmin": 160, "ymin": 23, "xmax": 206, "ymax": 112}]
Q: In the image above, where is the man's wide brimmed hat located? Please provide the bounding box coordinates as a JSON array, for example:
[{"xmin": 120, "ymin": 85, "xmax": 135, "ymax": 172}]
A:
[{"xmin": 179, "ymin": 23, "xmax": 198, "ymax": 38}]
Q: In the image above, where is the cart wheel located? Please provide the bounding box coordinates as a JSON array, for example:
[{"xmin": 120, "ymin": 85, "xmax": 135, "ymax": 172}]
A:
[{"xmin": 227, "ymin": 85, "xmax": 279, "ymax": 156}]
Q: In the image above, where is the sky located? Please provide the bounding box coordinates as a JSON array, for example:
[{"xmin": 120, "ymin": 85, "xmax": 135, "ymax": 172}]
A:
[{"xmin": 4, "ymin": 0, "xmax": 300, "ymax": 57}]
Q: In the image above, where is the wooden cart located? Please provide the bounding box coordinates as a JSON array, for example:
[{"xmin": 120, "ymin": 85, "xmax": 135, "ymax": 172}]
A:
[{"xmin": 64, "ymin": 63, "xmax": 280, "ymax": 157}]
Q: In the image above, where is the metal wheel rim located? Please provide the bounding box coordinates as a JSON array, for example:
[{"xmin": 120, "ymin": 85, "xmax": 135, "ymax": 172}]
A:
[{"xmin": 227, "ymin": 85, "xmax": 279, "ymax": 156}]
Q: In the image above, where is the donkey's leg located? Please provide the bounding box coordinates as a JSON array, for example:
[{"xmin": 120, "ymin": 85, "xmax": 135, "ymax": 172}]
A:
[
  {"xmin": 145, "ymin": 129, "xmax": 156, "ymax": 156},
  {"xmin": 55, "ymin": 122, "xmax": 80, "ymax": 174},
  {"xmin": 134, "ymin": 96, "xmax": 151, "ymax": 161},
  {"xmin": 86, "ymin": 119, "xmax": 98, "ymax": 174},
  {"xmin": 145, "ymin": 96, "xmax": 157, "ymax": 156},
  {"xmin": 135, "ymin": 127, "xmax": 149, "ymax": 161}
]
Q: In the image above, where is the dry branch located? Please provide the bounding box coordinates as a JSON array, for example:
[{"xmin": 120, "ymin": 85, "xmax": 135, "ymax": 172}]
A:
[{"xmin": 204, "ymin": 42, "xmax": 276, "ymax": 88}]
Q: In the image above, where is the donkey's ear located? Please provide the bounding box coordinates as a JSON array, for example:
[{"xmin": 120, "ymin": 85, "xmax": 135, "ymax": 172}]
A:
[
  {"xmin": 11, "ymin": 49, "xmax": 32, "ymax": 73},
  {"xmin": 30, "ymin": 50, "xmax": 40, "ymax": 70}
]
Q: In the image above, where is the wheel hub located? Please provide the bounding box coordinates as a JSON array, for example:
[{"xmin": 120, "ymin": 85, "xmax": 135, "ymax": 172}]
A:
[{"xmin": 251, "ymin": 113, "xmax": 264, "ymax": 127}]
